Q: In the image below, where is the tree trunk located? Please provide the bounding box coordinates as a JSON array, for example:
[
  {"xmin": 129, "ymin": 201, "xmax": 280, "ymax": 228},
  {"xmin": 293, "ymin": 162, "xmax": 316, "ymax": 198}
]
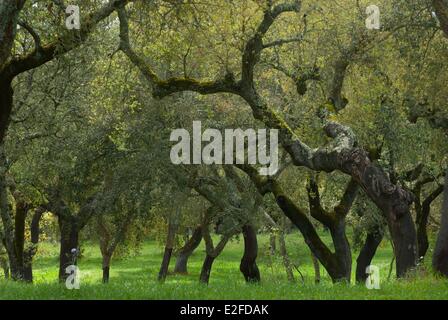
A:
[
  {"xmin": 330, "ymin": 220, "xmax": 352, "ymax": 282},
  {"xmin": 417, "ymin": 211, "xmax": 430, "ymax": 260},
  {"xmin": 58, "ymin": 216, "xmax": 79, "ymax": 283},
  {"xmin": 311, "ymin": 252, "xmax": 320, "ymax": 284},
  {"xmin": 13, "ymin": 196, "xmax": 27, "ymax": 280},
  {"xmin": 416, "ymin": 185, "xmax": 444, "ymax": 259},
  {"xmin": 102, "ymin": 254, "xmax": 111, "ymax": 284},
  {"xmin": 158, "ymin": 220, "xmax": 177, "ymax": 282},
  {"xmin": 0, "ymin": 145, "xmax": 21, "ymax": 280},
  {"xmin": 356, "ymin": 227, "xmax": 383, "ymax": 283},
  {"xmin": 0, "ymin": 81, "xmax": 13, "ymax": 144},
  {"xmin": 199, "ymin": 255, "xmax": 215, "ymax": 284},
  {"xmin": 278, "ymin": 231, "xmax": 295, "ymax": 282},
  {"xmin": 433, "ymin": 170, "xmax": 448, "ymax": 276},
  {"xmin": 174, "ymin": 226, "xmax": 202, "ymax": 274},
  {"xmin": 0, "ymin": 1, "xmax": 25, "ymax": 72},
  {"xmin": 22, "ymin": 209, "xmax": 43, "ymax": 283},
  {"xmin": 239, "ymin": 225, "xmax": 260, "ymax": 283}
]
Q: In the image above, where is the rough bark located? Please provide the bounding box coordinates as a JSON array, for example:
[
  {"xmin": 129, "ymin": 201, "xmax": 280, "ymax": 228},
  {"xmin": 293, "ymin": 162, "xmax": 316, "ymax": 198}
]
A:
[
  {"xmin": 174, "ymin": 226, "xmax": 202, "ymax": 274},
  {"xmin": 240, "ymin": 225, "xmax": 260, "ymax": 283},
  {"xmin": 433, "ymin": 170, "xmax": 448, "ymax": 276}
]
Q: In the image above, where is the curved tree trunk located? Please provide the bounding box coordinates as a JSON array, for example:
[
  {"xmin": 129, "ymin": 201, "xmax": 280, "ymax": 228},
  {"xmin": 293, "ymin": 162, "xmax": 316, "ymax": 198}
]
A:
[
  {"xmin": 356, "ymin": 226, "xmax": 383, "ymax": 283},
  {"xmin": 199, "ymin": 227, "xmax": 230, "ymax": 285},
  {"xmin": 199, "ymin": 255, "xmax": 215, "ymax": 284},
  {"xmin": 174, "ymin": 226, "xmax": 202, "ymax": 274},
  {"xmin": 330, "ymin": 220, "xmax": 352, "ymax": 282},
  {"xmin": 416, "ymin": 185, "xmax": 444, "ymax": 259},
  {"xmin": 239, "ymin": 225, "xmax": 260, "ymax": 283},
  {"xmin": 433, "ymin": 170, "xmax": 448, "ymax": 276}
]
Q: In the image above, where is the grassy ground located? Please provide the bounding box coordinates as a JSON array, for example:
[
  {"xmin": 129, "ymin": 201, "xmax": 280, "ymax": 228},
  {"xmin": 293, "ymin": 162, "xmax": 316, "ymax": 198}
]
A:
[{"xmin": 0, "ymin": 232, "xmax": 447, "ymax": 300}]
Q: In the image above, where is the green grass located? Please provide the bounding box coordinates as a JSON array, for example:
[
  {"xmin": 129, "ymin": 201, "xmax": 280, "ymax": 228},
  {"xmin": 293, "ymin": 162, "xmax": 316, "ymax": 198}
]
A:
[{"xmin": 0, "ymin": 232, "xmax": 447, "ymax": 300}]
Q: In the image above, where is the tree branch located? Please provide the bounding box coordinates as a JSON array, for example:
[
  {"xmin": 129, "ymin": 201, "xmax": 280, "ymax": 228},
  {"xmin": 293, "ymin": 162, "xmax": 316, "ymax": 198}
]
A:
[
  {"xmin": 4, "ymin": 0, "xmax": 132, "ymax": 79},
  {"xmin": 117, "ymin": 6, "xmax": 240, "ymax": 98}
]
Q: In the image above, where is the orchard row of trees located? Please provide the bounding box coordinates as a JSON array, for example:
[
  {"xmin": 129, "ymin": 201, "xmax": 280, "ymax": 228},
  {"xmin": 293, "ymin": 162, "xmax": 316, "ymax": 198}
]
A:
[{"xmin": 0, "ymin": 0, "xmax": 447, "ymax": 285}]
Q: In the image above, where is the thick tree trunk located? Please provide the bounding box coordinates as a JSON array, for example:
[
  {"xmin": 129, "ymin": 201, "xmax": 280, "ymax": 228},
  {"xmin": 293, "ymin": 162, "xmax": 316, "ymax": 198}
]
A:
[
  {"xmin": 239, "ymin": 225, "xmax": 260, "ymax": 283},
  {"xmin": 174, "ymin": 226, "xmax": 202, "ymax": 274},
  {"xmin": 330, "ymin": 149, "xmax": 417, "ymax": 278},
  {"xmin": 330, "ymin": 220, "xmax": 352, "ymax": 282},
  {"xmin": 433, "ymin": 170, "xmax": 448, "ymax": 276},
  {"xmin": 58, "ymin": 216, "xmax": 79, "ymax": 283},
  {"xmin": 356, "ymin": 227, "xmax": 383, "ymax": 283},
  {"xmin": 158, "ymin": 220, "xmax": 177, "ymax": 282},
  {"xmin": 199, "ymin": 255, "xmax": 215, "ymax": 284}
]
